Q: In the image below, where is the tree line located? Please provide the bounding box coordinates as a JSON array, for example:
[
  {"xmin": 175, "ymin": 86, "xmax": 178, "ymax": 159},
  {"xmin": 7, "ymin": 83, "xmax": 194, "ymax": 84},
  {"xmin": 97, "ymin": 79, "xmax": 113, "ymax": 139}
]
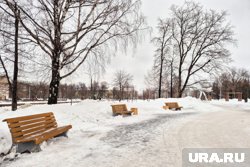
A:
[
  {"xmin": 0, "ymin": 0, "xmax": 239, "ymax": 110},
  {"xmin": 212, "ymin": 67, "xmax": 250, "ymax": 101},
  {"xmin": 6, "ymin": 69, "xmax": 137, "ymax": 101}
]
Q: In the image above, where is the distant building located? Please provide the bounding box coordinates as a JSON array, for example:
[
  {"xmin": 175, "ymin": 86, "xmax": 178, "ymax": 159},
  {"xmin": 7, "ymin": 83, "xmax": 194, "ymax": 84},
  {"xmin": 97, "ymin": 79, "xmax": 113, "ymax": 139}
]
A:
[{"xmin": 0, "ymin": 75, "xmax": 9, "ymax": 100}]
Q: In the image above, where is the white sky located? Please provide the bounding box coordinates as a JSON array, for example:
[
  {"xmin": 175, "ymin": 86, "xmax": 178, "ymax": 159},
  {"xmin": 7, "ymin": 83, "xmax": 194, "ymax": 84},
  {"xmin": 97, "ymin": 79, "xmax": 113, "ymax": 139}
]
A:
[{"xmin": 70, "ymin": 0, "xmax": 250, "ymax": 92}]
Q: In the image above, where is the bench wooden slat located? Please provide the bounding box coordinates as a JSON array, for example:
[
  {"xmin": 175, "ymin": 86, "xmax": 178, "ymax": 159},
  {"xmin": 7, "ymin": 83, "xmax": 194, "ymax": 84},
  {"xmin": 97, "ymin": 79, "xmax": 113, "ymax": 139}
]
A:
[
  {"xmin": 35, "ymin": 125, "xmax": 72, "ymax": 144},
  {"xmin": 8, "ymin": 117, "xmax": 56, "ymax": 128},
  {"xmin": 16, "ymin": 125, "xmax": 72, "ymax": 144},
  {"xmin": 3, "ymin": 112, "xmax": 72, "ymax": 146},
  {"xmin": 10, "ymin": 119, "xmax": 56, "ymax": 133},
  {"xmin": 3, "ymin": 112, "xmax": 53, "ymax": 123},
  {"xmin": 111, "ymin": 104, "xmax": 128, "ymax": 112},
  {"xmin": 12, "ymin": 122, "xmax": 57, "ymax": 138},
  {"xmin": 111, "ymin": 104, "xmax": 132, "ymax": 116},
  {"xmin": 14, "ymin": 128, "xmax": 48, "ymax": 142},
  {"xmin": 13, "ymin": 125, "xmax": 57, "ymax": 143},
  {"xmin": 165, "ymin": 102, "xmax": 183, "ymax": 110}
]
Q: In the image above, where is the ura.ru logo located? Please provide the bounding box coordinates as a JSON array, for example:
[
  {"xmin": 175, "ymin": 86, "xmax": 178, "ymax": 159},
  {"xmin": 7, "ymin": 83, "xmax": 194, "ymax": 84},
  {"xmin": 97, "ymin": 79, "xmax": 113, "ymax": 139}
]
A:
[{"xmin": 189, "ymin": 153, "xmax": 245, "ymax": 163}]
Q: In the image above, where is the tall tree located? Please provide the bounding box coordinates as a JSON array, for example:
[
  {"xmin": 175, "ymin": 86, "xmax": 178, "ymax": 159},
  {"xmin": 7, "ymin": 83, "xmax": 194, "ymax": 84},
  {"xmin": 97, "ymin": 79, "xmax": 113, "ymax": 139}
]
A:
[
  {"xmin": 0, "ymin": 1, "xmax": 25, "ymax": 111},
  {"xmin": 84, "ymin": 56, "xmax": 103, "ymax": 99},
  {"xmin": 4, "ymin": 0, "xmax": 146, "ymax": 104},
  {"xmin": 170, "ymin": 1, "xmax": 235, "ymax": 97},
  {"xmin": 11, "ymin": 2, "xmax": 19, "ymax": 110},
  {"xmin": 151, "ymin": 19, "xmax": 172, "ymax": 98}
]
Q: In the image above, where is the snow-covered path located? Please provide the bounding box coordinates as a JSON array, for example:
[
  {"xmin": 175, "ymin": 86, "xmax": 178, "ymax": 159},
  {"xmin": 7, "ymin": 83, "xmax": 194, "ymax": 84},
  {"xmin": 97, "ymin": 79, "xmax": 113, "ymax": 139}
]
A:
[
  {"xmin": 76, "ymin": 107, "xmax": 250, "ymax": 167},
  {"xmin": 163, "ymin": 108, "xmax": 250, "ymax": 167},
  {"xmin": 1, "ymin": 99, "xmax": 250, "ymax": 167},
  {"xmin": 95, "ymin": 107, "xmax": 250, "ymax": 167}
]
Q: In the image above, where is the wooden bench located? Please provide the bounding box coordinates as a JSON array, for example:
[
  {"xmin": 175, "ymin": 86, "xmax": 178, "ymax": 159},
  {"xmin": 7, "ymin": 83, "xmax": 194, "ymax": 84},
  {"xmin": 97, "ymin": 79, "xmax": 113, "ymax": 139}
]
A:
[
  {"xmin": 162, "ymin": 105, "xmax": 169, "ymax": 110},
  {"xmin": 165, "ymin": 102, "xmax": 183, "ymax": 110},
  {"xmin": 3, "ymin": 112, "xmax": 72, "ymax": 153},
  {"xmin": 111, "ymin": 104, "xmax": 134, "ymax": 116},
  {"xmin": 131, "ymin": 108, "xmax": 138, "ymax": 115}
]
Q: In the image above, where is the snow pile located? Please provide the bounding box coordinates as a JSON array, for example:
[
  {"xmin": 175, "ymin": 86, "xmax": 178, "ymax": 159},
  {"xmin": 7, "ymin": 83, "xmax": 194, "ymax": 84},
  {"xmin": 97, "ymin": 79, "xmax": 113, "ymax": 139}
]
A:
[
  {"xmin": 1, "ymin": 97, "xmax": 249, "ymax": 166},
  {"xmin": 210, "ymin": 99, "xmax": 250, "ymax": 111},
  {"xmin": 0, "ymin": 97, "xmax": 199, "ymax": 153}
]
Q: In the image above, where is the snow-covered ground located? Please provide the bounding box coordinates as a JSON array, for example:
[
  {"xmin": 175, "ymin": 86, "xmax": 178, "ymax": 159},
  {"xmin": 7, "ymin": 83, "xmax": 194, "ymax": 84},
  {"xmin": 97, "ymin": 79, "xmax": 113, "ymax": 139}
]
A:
[{"xmin": 0, "ymin": 97, "xmax": 250, "ymax": 167}]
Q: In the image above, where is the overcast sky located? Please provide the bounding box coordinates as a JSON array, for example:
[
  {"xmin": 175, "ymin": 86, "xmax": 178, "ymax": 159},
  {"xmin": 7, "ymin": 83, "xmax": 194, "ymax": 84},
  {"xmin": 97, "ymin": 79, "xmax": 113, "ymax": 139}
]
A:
[{"xmin": 71, "ymin": 0, "xmax": 250, "ymax": 91}]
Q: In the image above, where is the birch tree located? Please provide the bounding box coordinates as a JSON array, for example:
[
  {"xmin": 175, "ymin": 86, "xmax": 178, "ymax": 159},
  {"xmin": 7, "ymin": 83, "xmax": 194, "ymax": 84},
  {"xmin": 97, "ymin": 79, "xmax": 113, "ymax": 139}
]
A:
[{"xmin": 4, "ymin": 0, "xmax": 146, "ymax": 104}]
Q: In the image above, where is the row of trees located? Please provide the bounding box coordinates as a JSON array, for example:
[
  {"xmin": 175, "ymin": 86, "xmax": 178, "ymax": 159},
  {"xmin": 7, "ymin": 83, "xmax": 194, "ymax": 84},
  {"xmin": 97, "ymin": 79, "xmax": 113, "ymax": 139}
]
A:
[
  {"xmin": 146, "ymin": 1, "xmax": 235, "ymax": 98},
  {"xmin": 212, "ymin": 67, "xmax": 250, "ymax": 100},
  {"xmin": 0, "ymin": 1, "xmax": 241, "ymax": 109},
  {"xmin": 8, "ymin": 69, "xmax": 136, "ymax": 101},
  {"xmin": 0, "ymin": 0, "xmax": 146, "ymax": 110},
  {"xmin": 143, "ymin": 66, "xmax": 250, "ymax": 101}
]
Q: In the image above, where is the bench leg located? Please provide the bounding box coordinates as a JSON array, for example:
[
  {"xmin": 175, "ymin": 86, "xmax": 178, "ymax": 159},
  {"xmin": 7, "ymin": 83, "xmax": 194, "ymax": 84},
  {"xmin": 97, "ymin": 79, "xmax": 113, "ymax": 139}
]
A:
[
  {"xmin": 112, "ymin": 113, "xmax": 119, "ymax": 116},
  {"xmin": 122, "ymin": 113, "xmax": 132, "ymax": 117},
  {"xmin": 16, "ymin": 142, "xmax": 41, "ymax": 153}
]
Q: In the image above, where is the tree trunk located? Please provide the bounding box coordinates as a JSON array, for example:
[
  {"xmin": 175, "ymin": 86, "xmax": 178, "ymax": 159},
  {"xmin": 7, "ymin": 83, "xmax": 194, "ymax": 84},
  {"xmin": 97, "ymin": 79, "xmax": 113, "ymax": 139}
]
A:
[
  {"xmin": 90, "ymin": 77, "xmax": 93, "ymax": 99},
  {"xmin": 158, "ymin": 52, "xmax": 164, "ymax": 98},
  {"xmin": 119, "ymin": 84, "xmax": 122, "ymax": 101},
  {"xmin": 48, "ymin": 58, "xmax": 60, "ymax": 104},
  {"xmin": 170, "ymin": 60, "xmax": 173, "ymax": 98},
  {"xmin": 12, "ymin": 5, "xmax": 19, "ymax": 111},
  {"xmin": 178, "ymin": 61, "xmax": 182, "ymax": 97},
  {"xmin": 48, "ymin": 1, "xmax": 61, "ymax": 104},
  {"xmin": 158, "ymin": 70, "xmax": 162, "ymax": 98},
  {"xmin": 179, "ymin": 69, "xmax": 192, "ymax": 98}
]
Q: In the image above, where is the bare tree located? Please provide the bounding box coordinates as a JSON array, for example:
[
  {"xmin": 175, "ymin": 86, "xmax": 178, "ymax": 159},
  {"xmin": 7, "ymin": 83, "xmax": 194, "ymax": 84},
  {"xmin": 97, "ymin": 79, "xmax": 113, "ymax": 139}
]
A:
[
  {"xmin": 142, "ymin": 88, "xmax": 156, "ymax": 100},
  {"xmin": 98, "ymin": 81, "xmax": 108, "ymax": 99},
  {"xmin": 147, "ymin": 1, "xmax": 234, "ymax": 99},
  {"xmin": 91, "ymin": 81, "xmax": 100, "ymax": 99},
  {"xmin": 212, "ymin": 67, "xmax": 250, "ymax": 101},
  {"xmin": 78, "ymin": 82, "xmax": 88, "ymax": 99},
  {"xmin": 228, "ymin": 68, "xmax": 249, "ymax": 92},
  {"xmin": 113, "ymin": 70, "xmax": 133, "ymax": 101},
  {"xmin": 168, "ymin": 1, "xmax": 235, "ymax": 97},
  {"xmin": 145, "ymin": 69, "xmax": 163, "ymax": 95},
  {"xmin": 168, "ymin": 57, "xmax": 175, "ymax": 97},
  {"xmin": 3, "ymin": 0, "xmax": 146, "ymax": 104},
  {"xmin": 145, "ymin": 54, "xmax": 177, "ymax": 98},
  {"xmin": 151, "ymin": 19, "xmax": 172, "ymax": 98},
  {"xmin": 112, "ymin": 87, "xmax": 119, "ymax": 100},
  {"xmin": 84, "ymin": 56, "xmax": 103, "ymax": 99},
  {"xmin": 0, "ymin": 1, "xmax": 23, "ymax": 110},
  {"xmin": 144, "ymin": 70, "xmax": 158, "ymax": 90},
  {"xmin": 223, "ymin": 68, "xmax": 249, "ymax": 92}
]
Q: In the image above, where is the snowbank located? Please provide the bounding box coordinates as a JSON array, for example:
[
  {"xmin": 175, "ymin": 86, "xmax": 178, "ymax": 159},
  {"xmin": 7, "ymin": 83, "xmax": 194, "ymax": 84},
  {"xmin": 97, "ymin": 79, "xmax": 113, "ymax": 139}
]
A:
[
  {"xmin": 0, "ymin": 98, "xmax": 196, "ymax": 153},
  {"xmin": 1, "ymin": 97, "xmax": 249, "ymax": 166}
]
